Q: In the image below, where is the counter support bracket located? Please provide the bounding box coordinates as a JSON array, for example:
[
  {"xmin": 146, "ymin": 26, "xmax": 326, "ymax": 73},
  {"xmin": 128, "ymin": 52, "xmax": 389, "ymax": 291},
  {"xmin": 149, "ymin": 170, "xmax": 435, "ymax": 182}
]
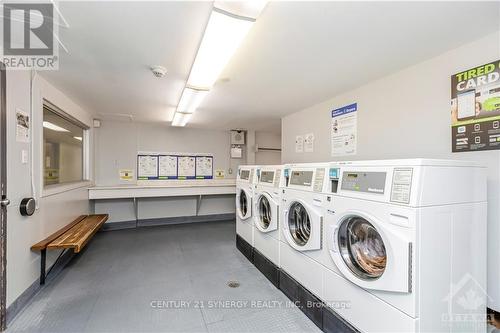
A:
[{"xmin": 196, "ymin": 195, "xmax": 202, "ymax": 216}]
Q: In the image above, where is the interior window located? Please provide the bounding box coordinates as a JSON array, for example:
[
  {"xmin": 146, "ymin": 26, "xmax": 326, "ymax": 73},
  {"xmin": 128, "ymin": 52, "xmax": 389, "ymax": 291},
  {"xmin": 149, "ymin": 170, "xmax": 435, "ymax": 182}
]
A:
[{"xmin": 43, "ymin": 104, "xmax": 87, "ymax": 187}]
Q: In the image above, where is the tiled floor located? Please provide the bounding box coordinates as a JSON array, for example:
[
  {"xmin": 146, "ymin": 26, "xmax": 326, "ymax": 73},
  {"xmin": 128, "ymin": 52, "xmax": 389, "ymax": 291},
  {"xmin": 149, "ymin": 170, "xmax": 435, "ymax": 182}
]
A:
[{"xmin": 7, "ymin": 221, "xmax": 320, "ymax": 333}]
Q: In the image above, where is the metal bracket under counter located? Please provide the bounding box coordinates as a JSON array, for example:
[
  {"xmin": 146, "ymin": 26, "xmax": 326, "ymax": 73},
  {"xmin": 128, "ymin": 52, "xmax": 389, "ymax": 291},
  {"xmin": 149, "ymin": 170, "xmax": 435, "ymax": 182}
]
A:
[{"xmin": 88, "ymin": 180, "xmax": 237, "ymax": 225}]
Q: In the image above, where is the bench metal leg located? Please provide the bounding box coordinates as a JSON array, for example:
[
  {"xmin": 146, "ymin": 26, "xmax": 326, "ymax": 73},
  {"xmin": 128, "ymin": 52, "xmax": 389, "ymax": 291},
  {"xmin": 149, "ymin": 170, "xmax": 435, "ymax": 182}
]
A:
[
  {"xmin": 196, "ymin": 195, "xmax": 202, "ymax": 216},
  {"xmin": 40, "ymin": 249, "xmax": 46, "ymax": 285}
]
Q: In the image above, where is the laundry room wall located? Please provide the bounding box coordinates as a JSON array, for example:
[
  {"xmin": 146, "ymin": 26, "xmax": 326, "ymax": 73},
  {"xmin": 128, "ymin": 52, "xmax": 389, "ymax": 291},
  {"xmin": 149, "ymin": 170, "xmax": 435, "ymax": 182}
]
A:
[
  {"xmin": 281, "ymin": 30, "xmax": 500, "ymax": 310},
  {"xmin": 6, "ymin": 71, "xmax": 95, "ymax": 309},
  {"xmin": 93, "ymin": 121, "xmax": 246, "ymax": 223},
  {"xmin": 255, "ymin": 131, "xmax": 282, "ymax": 165}
]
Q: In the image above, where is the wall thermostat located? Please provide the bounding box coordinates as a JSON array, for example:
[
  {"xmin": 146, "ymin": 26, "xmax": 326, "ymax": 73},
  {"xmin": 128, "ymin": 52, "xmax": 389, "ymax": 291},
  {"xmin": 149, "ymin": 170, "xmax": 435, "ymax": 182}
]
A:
[{"xmin": 20, "ymin": 197, "xmax": 36, "ymax": 216}]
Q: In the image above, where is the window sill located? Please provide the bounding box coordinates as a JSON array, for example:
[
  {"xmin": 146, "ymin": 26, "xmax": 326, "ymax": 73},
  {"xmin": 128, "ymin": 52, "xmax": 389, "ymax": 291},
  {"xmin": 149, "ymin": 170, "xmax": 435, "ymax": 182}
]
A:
[{"xmin": 42, "ymin": 180, "xmax": 94, "ymax": 198}]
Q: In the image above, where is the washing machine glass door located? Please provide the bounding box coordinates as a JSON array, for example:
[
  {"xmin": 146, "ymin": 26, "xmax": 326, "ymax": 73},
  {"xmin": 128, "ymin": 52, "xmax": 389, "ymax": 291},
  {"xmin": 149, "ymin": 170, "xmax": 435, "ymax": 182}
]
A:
[
  {"xmin": 288, "ymin": 201, "xmax": 312, "ymax": 246},
  {"xmin": 256, "ymin": 193, "xmax": 278, "ymax": 232},
  {"xmin": 338, "ymin": 216, "xmax": 387, "ymax": 280},
  {"xmin": 237, "ymin": 189, "xmax": 251, "ymax": 220}
]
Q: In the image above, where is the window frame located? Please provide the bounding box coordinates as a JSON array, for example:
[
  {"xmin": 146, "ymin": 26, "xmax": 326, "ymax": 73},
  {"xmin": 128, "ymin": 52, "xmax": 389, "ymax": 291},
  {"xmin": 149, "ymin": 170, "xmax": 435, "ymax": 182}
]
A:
[{"xmin": 41, "ymin": 100, "xmax": 91, "ymax": 196}]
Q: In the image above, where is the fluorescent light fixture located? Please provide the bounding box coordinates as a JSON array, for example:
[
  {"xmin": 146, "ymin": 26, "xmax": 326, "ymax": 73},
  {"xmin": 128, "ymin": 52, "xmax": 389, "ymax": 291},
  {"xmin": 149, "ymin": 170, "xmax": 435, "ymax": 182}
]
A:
[
  {"xmin": 43, "ymin": 121, "xmax": 69, "ymax": 132},
  {"xmin": 214, "ymin": 1, "xmax": 268, "ymax": 19},
  {"xmin": 176, "ymin": 88, "xmax": 209, "ymax": 113},
  {"xmin": 187, "ymin": 10, "xmax": 254, "ymax": 90},
  {"xmin": 171, "ymin": 112, "xmax": 193, "ymax": 127},
  {"xmin": 74, "ymin": 136, "xmax": 82, "ymax": 141},
  {"xmin": 171, "ymin": 1, "xmax": 268, "ymax": 127}
]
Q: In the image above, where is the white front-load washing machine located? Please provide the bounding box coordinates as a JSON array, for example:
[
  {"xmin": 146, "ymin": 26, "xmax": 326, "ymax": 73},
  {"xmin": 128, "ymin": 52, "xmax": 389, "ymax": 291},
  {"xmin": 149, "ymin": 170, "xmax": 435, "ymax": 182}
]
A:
[
  {"xmin": 321, "ymin": 159, "xmax": 487, "ymax": 333},
  {"xmin": 253, "ymin": 165, "xmax": 283, "ymax": 266},
  {"xmin": 279, "ymin": 163, "xmax": 329, "ymax": 298},
  {"xmin": 236, "ymin": 165, "xmax": 258, "ymax": 247}
]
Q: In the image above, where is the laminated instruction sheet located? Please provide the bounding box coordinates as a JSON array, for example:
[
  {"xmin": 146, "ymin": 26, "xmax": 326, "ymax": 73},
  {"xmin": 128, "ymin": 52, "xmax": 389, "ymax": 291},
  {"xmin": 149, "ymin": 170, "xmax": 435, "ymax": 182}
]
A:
[
  {"xmin": 137, "ymin": 152, "xmax": 213, "ymax": 180},
  {"xmin": 331, "ymin": 103, "xmax": 357, "ymax": 156}
]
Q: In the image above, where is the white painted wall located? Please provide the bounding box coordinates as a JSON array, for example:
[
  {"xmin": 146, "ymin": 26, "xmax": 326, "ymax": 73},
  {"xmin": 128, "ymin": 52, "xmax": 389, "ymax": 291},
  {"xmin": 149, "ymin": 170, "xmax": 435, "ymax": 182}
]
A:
[
  {"xmin": 6, "ymin": 71, "xmax": 94, "ymax": 307},
  {"xmin": 255, "ymin": 131, "xmax": 281, "ymax": 165},
  {"xmin": 281, "ymin": 31, "xmax": 500, "ymax": 311},
  {"xmin": 93, "ymin": 121, "xmax": 240, "ymax": 222}
]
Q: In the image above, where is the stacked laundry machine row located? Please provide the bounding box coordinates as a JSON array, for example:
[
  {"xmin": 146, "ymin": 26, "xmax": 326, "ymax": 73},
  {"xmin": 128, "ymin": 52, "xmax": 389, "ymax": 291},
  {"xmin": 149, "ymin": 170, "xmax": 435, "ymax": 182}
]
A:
[{"xmin": 235, "ymin": 159, "xmax": 488, "ymax": 333}]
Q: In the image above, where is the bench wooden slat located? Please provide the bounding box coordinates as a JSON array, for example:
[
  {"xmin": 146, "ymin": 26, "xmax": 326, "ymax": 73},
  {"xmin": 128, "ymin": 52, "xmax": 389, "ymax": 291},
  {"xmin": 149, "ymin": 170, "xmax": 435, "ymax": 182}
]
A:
[
  {"xmin": 31, "ymin": 215, "xmax": 88, "ymax": 251},
  {"xmin": 47, "ymin": 214, "xmax": 108, "ymax": 253}
]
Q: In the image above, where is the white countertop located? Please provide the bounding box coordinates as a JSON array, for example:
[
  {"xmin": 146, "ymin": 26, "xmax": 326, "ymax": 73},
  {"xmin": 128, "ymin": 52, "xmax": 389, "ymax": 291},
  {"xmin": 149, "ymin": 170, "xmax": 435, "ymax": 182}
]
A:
[{"xmin": 88, "ymin": 179, "xmax": 236, "ymax": 199}]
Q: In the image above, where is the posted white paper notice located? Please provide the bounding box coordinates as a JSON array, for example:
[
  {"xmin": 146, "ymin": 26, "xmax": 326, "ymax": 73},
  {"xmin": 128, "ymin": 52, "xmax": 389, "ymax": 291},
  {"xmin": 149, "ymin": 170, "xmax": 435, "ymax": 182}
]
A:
[
  {"xmin": 331, "ymin": 103, "xmax": 357, "ymax": 156},
  {"xmin": 295, "ymin": 135, "xmax": 304, "ymax": 153},
  {"xmin": 137, "ymin": 155, "xmax": 158, "ymax": 179},
  {"xmin": 16, "ymin": 109, "xmax": 30, "ymax": 143},
  {"xmin": 304, "ymin": 133, "xmax": 314, "ymax": 153}
]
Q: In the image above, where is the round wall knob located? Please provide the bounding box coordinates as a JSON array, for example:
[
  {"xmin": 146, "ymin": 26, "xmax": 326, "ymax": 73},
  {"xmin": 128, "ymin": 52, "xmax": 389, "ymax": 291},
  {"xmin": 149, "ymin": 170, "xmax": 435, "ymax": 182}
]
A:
[{"xmin": 20, "ymin": 198, "xmax": 36, "ymax": 216}]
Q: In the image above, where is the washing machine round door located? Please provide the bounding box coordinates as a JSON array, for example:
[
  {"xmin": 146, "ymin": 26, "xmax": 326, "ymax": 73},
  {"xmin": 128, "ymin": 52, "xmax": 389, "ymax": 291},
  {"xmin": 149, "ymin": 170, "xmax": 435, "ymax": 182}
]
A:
[
  {"xmin": 288, "ymin": 201, "xmax": 312, "ymax": 246},
  {"xmin": 255, "ymin": 192, "xmax": 278, "ymax": 232},
  {"xmin": 237, "ymin": 189, "xmax": 251, "ymax": 220},
  {"xmin": 257, "ymin": 195, "xmax": 271, "ymax": 229},
  {"xmin": 337, "ymin": 215, "xmax": 387, "ymax": 280}
]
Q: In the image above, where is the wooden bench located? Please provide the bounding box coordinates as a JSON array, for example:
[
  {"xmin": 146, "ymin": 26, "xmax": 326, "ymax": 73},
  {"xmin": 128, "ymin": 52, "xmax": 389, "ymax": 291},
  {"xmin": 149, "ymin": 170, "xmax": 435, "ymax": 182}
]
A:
[{"xmin": 31, "ymin": 214, "xmax": 108, "ymax": 285}]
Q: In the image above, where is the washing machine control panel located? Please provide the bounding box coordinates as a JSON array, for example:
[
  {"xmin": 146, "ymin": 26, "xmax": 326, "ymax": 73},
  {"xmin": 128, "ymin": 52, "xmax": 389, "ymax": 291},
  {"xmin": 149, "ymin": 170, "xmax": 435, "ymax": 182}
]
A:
[
  {"xmin": 260, "ymin": 171, "xmax": 275, "ymax": 184},
  {"xmin": 290, "ymin": 171, "xmax": 313, "ymax": 186},
  {"xmin": 240, "ymin": 169, "xmax": 250, "ymax": 180},
  {"xmin": 341, "ymin": 171, "xmax": 386, "ymax": 194}
]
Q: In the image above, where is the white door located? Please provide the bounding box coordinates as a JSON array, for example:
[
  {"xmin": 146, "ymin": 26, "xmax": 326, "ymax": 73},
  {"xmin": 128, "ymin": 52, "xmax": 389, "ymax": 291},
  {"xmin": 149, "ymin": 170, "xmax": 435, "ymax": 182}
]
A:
[
  {"xmin": 329, "ymin": 212, "xmax": 411, "ymax": 293},
  {"xmin": 254, "ymin": 192, "xmax": 278, "ymax": 233},
  {"xmin": 283, "ymin": 199, "xmax": 322, "ymax": 251},
  {"xmin": 236, "ymin": 188, "xmax": 252, "ymax": 221}
]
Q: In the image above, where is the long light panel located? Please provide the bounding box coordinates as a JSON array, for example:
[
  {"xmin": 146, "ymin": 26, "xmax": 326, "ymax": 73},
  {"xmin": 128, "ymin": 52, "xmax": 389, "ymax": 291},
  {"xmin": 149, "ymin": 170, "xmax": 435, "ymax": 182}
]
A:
[
  {"xmin": 171, "ymin": 1, "xmax": 267, "ymax": 127},
  {"xmin": 43, "ymin": 121, "xmax": 69, "ymax": 132}
]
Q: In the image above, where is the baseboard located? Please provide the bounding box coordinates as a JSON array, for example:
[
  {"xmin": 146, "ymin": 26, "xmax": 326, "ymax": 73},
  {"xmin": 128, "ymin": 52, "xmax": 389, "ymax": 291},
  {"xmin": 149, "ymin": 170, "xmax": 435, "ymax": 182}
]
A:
[
  {"xmin": 236, "ymin": 234, "xmax": 253, "ymax": 262},
  {"xmin": 237, "ymin": 238, "xmax": 358, "ymax": 333},
  {"xmin": 6, "ymin": 249, "xmax": 75, "ymax": 326},
  {"xmin": 101, "ymin": 213, "xmax": 236, "ymax": 231},
  {"xmin": 253, "ymin": 249, "xmax": 279, "ymax": 288}
]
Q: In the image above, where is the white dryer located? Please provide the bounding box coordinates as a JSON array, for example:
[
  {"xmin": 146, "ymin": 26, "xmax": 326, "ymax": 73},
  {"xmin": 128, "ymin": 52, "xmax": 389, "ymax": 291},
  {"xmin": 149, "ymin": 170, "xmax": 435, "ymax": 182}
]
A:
[
  {"xmin": 253, "ymin": 165, "xmax": 283, "ymax": 266},
  {"xmin": 236, "ymin": 165, "xmax": 258, "ymax": 246},
  {"xmin": 321, "ymin": 159, "xmax": 487, "ymax": 333},
  {"xmin": 279, "ymin": 163, "xmax": 329, "ymax": 297}
]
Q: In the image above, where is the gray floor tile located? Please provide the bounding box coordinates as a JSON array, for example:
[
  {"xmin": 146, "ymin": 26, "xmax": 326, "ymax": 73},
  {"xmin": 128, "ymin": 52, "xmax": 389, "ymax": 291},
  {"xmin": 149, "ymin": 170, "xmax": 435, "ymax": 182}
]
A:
[{"xmin": 7, "ymin": 221, "xmax": 319, "ymax": 333}]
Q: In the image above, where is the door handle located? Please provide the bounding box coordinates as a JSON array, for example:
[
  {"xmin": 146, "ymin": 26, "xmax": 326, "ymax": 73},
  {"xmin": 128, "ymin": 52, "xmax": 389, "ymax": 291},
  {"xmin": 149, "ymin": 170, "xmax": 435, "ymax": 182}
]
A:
[{"xmin": 0, "ymin": 198, "xmax": 10, "ymax": 207}]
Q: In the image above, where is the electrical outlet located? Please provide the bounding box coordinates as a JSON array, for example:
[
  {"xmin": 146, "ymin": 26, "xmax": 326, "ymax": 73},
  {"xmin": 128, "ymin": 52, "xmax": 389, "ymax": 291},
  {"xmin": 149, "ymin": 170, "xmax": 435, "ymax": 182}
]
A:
[{"xmin": 21, "ymin": 150, "xmax": 28, "ymax": 164}]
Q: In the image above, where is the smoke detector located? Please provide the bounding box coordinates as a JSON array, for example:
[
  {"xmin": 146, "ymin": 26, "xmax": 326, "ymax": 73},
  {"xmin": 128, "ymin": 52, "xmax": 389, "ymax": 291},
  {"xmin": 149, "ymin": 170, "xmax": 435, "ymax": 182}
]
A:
[{"xmin": 150, "ymin": 65, "xmax": 167, "ymax": 78}]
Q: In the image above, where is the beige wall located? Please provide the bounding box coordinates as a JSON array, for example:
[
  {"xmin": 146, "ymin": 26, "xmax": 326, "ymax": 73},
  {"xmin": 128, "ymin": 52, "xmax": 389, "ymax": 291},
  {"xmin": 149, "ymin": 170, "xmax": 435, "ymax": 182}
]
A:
[
  {"xmin": 6, "ymin": 71, "xmax": 94, "ymax": 306},
  {"xmin": 281, "ymin": 31, "xmax": 500, "ymax": 310},
  {"xmin": 93, "ymin": 121, "xmax": 241, "ymax": 223},
  {"xmin": 255, "ymin": 131, "xmax": 281, "ymax": 165}
]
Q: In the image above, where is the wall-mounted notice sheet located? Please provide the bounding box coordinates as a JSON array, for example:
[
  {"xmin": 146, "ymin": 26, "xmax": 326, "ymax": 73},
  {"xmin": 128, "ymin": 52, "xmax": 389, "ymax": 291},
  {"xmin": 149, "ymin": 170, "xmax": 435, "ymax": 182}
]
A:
[
  {"xmin": 331, "ymin": 103, "xmax": 357, "ymax": 156},
  {"xmin": 178, "ymin": 156, "xmax": 196, "ymax": 179},
  {"xmin": 137, "ymin": 155, "xmax": 159, "ymax": 180},
  {"xmin": 451, "ymin": 59, "xmax": 500, "ymax": 152},
  {"xmin": 159, "ymin": 155, "xmax": 178, "ymax": 179},
  {"xmin": 196, "ymin": 156, "xmax": 213, "ymax": 179}
]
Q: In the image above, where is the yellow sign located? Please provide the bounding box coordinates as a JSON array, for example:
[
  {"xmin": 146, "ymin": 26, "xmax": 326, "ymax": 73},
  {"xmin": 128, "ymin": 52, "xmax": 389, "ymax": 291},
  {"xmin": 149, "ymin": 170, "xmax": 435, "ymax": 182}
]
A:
[
  {"xmin": 215, "ymin": 169, "xmax": 225, "ymax": 179},
  {"xmin": 119, "ymin": 169, "xmax": 134, "ymax": 181}
]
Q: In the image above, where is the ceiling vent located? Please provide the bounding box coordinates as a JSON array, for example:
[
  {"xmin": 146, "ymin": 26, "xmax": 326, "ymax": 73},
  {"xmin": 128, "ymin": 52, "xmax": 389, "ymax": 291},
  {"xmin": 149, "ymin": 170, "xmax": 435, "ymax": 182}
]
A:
[{"xmin": 150, "ymin": 66, "xmax": 167, "ymax": 78}]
